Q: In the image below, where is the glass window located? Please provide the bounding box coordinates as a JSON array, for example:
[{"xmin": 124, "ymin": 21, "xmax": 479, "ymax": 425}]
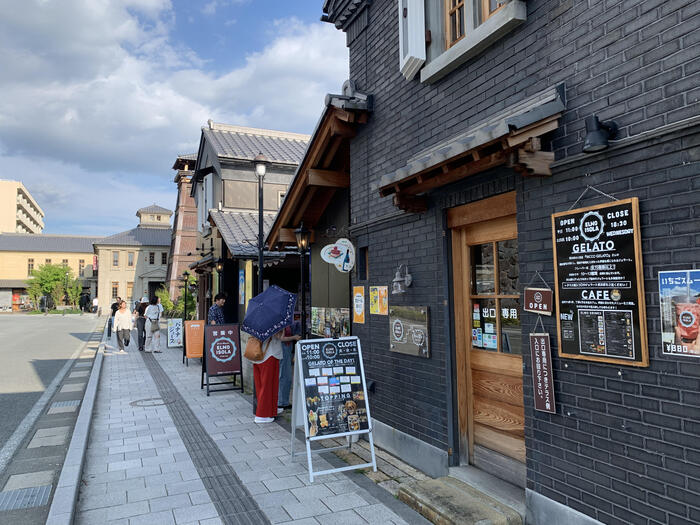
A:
[
  {"xmin": 128, "ymin": 252, "xmax": 134, "ymax": 267},
  {"xmin": 62, "ymin": 259, "xmax": 68, "ymax": 266},
  {"xmin": 157, "ymin": 215, "xmax": 161, "ymax": 221},
  {"xmin": 112, "ymin": 251, "xmax": 119, "ymax": 267},
  {"xmin": 446, "ymin": 0, "xmax": 466, "ymax": 48},
  {"xmin": 111, "ymin": 282, "xmax": 119, "ymax": 299},
  {"xmin": 500, "ymin": 297, "xmax": 522, "ymax": 354},
  {"xmin": 161, "ymin": 252, "xmax": 167, "ymax": 265},
  {"xmin": 470, "ymin": 243, "xmax": 495, "ymax": 294},
  {"xmin": 126, "ymin": 282, "xmax": 133, "ymax": 301},
  {"xmin": 149, "ymin": 252, "xmax": 155, "ymax": 265},
  {"xmin": 472, "ymin": 298, "xmax": 497, "ymax": 351},
  {"xmin": 27, "ymin": 258, "xmax": 34, "ymax": 276},
  {"xmin": 498, "ymin": 239, "xmax": 519, "ymax": 295},
  {"xmin": 79, "ymin": 259, "xmax": 85, "ymax": 276},
  {"xmin": 45, "ymin": 258, "xmax": 51, "ymax": 265},
  {"xmin": 358, "ymin": 247, "xmax": 369, "ymax": 281}
]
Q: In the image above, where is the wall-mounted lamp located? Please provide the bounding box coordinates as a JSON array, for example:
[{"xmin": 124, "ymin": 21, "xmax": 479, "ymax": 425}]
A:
[
  {"xmin": 215, "ymin": 259, "xmax": 224, "ymax": 273},
  {"xmin": 583, "ymin": 115, "xmax": 618, "ymax": 153},
  {"xmin": 391, "ymin": 264, "xmax": 412, "ymax": 294}
]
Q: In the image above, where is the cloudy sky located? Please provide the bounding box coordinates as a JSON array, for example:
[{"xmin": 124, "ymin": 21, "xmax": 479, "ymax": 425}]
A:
[{"xmin": 0, "ymin": 0, "xmax": 348, "ymax": 235}]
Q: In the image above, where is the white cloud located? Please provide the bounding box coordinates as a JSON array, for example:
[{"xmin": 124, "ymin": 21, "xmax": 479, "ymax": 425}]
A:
[{"xmin": 0, "ymin": 1, "xmax": 348, "ymax": 233}]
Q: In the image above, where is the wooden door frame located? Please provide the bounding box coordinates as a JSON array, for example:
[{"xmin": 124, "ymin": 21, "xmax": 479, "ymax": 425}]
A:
[{"xmin": 448, "ymin": 191, "xmax": 517, "ymax": 465}]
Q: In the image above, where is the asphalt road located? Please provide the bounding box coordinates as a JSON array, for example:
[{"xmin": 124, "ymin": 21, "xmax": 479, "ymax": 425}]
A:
[{"xmin": 0, "ymin": 314, "xmax": 100, "ymax": 446}]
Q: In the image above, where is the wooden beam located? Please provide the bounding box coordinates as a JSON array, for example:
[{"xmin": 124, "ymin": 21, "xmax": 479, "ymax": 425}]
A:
[
  {"xmin": 321, "ymin": 136, "xmax": 343, "ymax": 169},
  {"xmin": 506, "ymin": 114, "xmax": 561, "ymax": 147},
  {"xmin": 392, "ymin": 194, "xmax": 427, "ymax": 213},
  {"xmin": 304, "ymin": 189, "xmax": 337, "ymax": 225},
  {"xmin": 278, "ymin": 228, "xmax": 315, "ymax": 245},
  {"xmin": 307, "ymin": 169, "xmax": 349, "ymax": 188},
  {"xmin": 329, "ymin": 115, "xmax": 357, "ymax": 138},
  {"xmin": 516, "ymin": 150, "xmax": 554, "ymax": 176},
  {"xmin": 447, "ymin": 191, "xmax": 517, "ymax": 229},
  {"xmin": 291, "ymin": 186, "xmax": 318, "ymax": 225}
]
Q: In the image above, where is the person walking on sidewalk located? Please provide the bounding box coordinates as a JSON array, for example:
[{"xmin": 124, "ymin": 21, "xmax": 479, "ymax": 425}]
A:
[
  {"xmin": 107, "ymin": 296, "xmax": 121, "ymax": 337},
  {"xmin": 278, "ymin": 315, "xmax": 301, "ymax": 409},
  {"xmin": 144, "ymin": 296, "xmax": 162, "ymax": 353},
  {"xmin": 113, "ymin": 300, "xmax": 132, "ymax": 353},
  {"xmin": 251, "ymin": 330, "xmax": 285, "ymax": 423},
  {"xmin": 134, "ymin": 296, "xmax": 148, "ymax": 352},
  {"xmin": 207, "ymin": 293, "xmax": 226, "ymax": 325}
]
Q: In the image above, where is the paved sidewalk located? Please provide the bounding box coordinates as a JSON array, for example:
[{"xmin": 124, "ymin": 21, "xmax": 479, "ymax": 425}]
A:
[{"xmin": 76, "ymin": 332, "xmax": 428, "ymax": 525}]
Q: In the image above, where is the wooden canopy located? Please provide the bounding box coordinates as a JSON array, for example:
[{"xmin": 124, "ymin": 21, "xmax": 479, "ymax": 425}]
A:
[{"xmin": 267, "ymin": 97, "xmax": 370, "ymax": 248}]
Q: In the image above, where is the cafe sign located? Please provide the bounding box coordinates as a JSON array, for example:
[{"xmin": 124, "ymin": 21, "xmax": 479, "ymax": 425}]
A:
[{"xmin": 552, "ymin": 198, "xmax": 649, "ymax": 366}]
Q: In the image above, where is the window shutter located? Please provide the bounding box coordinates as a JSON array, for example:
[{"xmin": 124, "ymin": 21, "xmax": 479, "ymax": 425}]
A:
[{"xmin": 398, "ymin": 0, "xmax": 426, "ymax": 80}]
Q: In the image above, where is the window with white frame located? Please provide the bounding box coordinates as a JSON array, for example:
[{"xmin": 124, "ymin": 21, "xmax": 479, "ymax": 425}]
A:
[{"xmin": 398, "ymin": 0, "xmax": 526, "ymax": 83}]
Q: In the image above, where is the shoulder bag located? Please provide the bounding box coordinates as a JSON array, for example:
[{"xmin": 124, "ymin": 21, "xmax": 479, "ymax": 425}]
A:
[{"xmin": 244, "ymin": 337, "xmax": 271, "ymax": 362}]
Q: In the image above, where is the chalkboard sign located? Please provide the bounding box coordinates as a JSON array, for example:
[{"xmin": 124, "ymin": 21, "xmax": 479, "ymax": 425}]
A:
[
  {"xmin": 297, "ymin": 337, "xmax": 370, "ymax": 438},
  {"xmin": 551, "ymin": 198, "xmax": 648, "ymax": 366}
]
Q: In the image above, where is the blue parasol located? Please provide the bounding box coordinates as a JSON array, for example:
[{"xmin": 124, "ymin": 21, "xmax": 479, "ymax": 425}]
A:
[{"xmin": 241, "ymin": 285, "xmax": 297, "ymax": 341}]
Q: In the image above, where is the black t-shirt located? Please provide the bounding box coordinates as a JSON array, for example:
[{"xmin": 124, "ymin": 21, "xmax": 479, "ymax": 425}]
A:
[
  {"xmin": 136, "ymin": 302, "xmax": 148, "ymax": 317},
  {"xmin": 111, "ymin": 302, "xmax": 120, "ymax": 316}
]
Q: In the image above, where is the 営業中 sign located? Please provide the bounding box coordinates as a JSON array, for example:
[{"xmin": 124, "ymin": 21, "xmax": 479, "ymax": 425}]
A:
[
  {"xmin": 659, "ymin": 270, "xmax": 700, "ymax": 357},
  {"xmin": 529, "ymin": 333, "xmax": 556, "ymax": 413},
  {"xmin": 167, "ymin": 318, "xmax": 183, "ymax": 347},
  {"xmin": 202, "ymin": 324, "xmax": 242, "ymax": 396},
  {"xmin": 552, "ymin": 198, "xmax": 648, "ymax": 366}
]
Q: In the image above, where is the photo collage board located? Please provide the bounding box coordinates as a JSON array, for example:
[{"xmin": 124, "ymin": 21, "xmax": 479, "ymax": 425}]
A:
[{"xmin": 297, "ymin": 337, "xmax": 369, "ymax": 438}]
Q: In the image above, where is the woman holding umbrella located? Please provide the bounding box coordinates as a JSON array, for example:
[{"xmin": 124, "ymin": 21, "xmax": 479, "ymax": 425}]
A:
[{"xmin": 242, "ymin": 285, "xmax": 297, "ymax": 424}]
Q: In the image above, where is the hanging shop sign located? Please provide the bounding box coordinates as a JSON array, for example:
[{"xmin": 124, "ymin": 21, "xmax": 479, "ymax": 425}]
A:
[
  {"xmin": 238, "ymin": 270, "xmax": 245, "ymax": 305},
  {"xmin": 353, "ymin": 286, "xmax": 365, "ymax": 324},
  {"xmin": 202, "ymin": 324, "xmax": 243, "ymax": 396},
  {"xmin": 183, "ymin": 320, "xmax": 204, "ymax": 364},
  {"xmin": 320, "ymin": 238, "xmax": 355, "ymax": 273},
  {"xmin": 167, "ymin": 318, "xmax": 183, "ymax": 347},
  {"xmin": 389, "ymin": 306, "xmax": 430, "ymax": 358},
  {"xmin": 369, "ymin": 286, "xmax": 388, "ymax": 315},
  {"xmin": 530, "ymin": 333, "xmax": 556, "ymax": 413},
  {"xmin": 290, "ymin": 337, "xmax": 377, "ymax": 482},
  {"xmin": 311, "ymin": 307, "xmax": 350, "ymax": 338},
  {"xmin": 551, "ymin": 198, "xmax": 648, "ymax": 366},
  {"xmin": 524, "ymin": 288, "xmax": 553, "ymax": 316},
  {"xmin": 659, "ymin": 269, "xmax": 700, "ymax": 357}
]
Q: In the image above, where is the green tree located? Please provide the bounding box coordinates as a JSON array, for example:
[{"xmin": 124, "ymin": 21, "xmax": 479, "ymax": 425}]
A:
[
  {"xmin": 155, "ymin": 286, "xmax": 174, "ymax": 316},
  {"xmin": 26, "ymin": 264, "xmax": 74, "ymax": 309},
  {"xmin": 26, "ymin": 278, "xmax": 42, "ymax": 310},
  {"xmin": 66, "ymin": 278, "xmax": 82, "ymax": 309}
]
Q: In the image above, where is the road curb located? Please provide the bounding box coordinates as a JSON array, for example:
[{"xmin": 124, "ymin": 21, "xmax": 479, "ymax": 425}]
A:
[{"xmin": 45, "ymin": 318, "xmax": 108, "ymax": 525}]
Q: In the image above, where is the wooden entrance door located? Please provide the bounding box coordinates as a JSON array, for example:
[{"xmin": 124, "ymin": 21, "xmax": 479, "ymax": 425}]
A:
[{"xmin": 449, "ymin": 192, "xmax": 525, "ymax": 471}]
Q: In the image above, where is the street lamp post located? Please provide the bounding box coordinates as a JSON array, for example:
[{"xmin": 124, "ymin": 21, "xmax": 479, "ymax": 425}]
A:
[
  {"xmin": 182, "ymin": 271, "xmax": 189, "ymax": 322},
  {"xmin": 215, "ymin": 259, "xmax": 224, "ymax": 294},
  {"xmin": 253, "ymin": 153, "xmax": 269, "ymax": 295},
  {"xmin": 295, "ymin": 222, "xmax": 311, "ymax": 339}
]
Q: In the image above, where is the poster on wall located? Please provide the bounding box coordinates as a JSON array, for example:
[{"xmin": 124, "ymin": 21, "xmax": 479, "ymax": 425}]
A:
[
  {"xmin": 389, "ymin": 306, "xmax": 430, "ymax": 358},
  {"xmin": 311, "ymin": 307, "xmax": 350, "ymax": 338},
  {"xmin": 353, "ymin": 286, "xmax": 365, "ymax": 324},
  {"xmin": 552, "ymin": 198, "xmax": 648, "ymax": 366},
  {"xmin": 369, "ymin": 286, "xmax": 388, "ymax": 315},
  {"xmin": 167, "ymin": 318, "xmax": 183, "ymax": 347},
  {"xmin": 529, "ymin": 333, "xmax": 556, "ymax": 413},
  {"xmin": 659, "ymin": 270, "xmax": 700, "ymax": 357}
]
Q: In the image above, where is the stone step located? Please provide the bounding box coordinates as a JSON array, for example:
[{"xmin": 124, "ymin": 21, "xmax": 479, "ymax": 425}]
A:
[{"xmin": 397, "ymin": 476, "xmax": 522, "ymax": 525}]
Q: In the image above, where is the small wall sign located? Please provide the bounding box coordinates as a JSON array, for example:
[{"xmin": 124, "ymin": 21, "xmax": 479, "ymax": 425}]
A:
[
  {"xmin": 524, "ymin": 288, "xmax": 553, "ymax": 316},
  {"xmin": 530, "ymin": 332, "xmax": 556, "ymax": 413},
  {"xmin": 353, "ymin": 286, "xmax": 365, "ymax": 324},
  {"xmin": 659, "ymin": 270, "xmax": 700, "ymax": 357},
  {"xmin": 320, "ymin": 238, "xmax": 355, "ymax": 273},
  {"xmin": 389, "ymin": 306, "xmax": 430, "ymax": 358},
  {"xmin": 369, "ymin": 286, "xmax": 388, "ymax": 315}
]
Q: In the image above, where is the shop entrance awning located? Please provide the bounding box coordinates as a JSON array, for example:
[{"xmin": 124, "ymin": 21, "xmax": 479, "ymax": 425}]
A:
[
  {"xmin": 209, "ymin": 209, "xmax": 287, "ymax": 260},
  {"xmin": 378, "ymin": 85, "xmax": 565, "ymax": 212}
]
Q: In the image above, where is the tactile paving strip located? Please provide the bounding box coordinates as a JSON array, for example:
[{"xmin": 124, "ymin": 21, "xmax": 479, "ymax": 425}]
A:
[
  {"xmin": 51, "ymin": 400, "xmax": 81, "ymax": 408},
  {"xmin": 141, "ymin": 353, "xmax": 270, "ymax": 525},
  {"xmin": 0, "ymin": 484, "xmax": 51, "ymax": 511}
]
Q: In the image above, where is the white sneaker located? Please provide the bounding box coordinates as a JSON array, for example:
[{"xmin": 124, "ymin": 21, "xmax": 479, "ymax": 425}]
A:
[
  {"xmin": 277, "ymin": 408, "xmax": 284, "ymax": 415},
  {"xmin": 254, "ymin": 416, "xmax": 274, "ymax": 423}
]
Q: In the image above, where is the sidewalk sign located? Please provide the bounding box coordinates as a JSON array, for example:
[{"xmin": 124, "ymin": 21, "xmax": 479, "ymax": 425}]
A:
[
  {"xmin": 290, "ymin": 336, "xmax": 377, "ymax": 482},
  {"xmin": 167, "ymin": 318, "xmax": 183, "ymax": 347},
  {"xmin": 201, "ymin": 324, "xmax": 243, "ymax": 396},
  {"xmin": 183, "ymin": 320, "xmax": 204, "ymax": 366}
]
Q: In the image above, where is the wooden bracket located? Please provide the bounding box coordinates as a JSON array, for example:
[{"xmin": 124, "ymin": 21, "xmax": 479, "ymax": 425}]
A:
[
  {"xmin": 393, "ymin": 194, "xmax": 427, "ymax": 213},
  {"xmin": 307, "ymin": 169, "xmax": 349, "ymax": 188},
  {"xmin": 514, "ymin": 149, "xmax": 554, "ymax": 176}
]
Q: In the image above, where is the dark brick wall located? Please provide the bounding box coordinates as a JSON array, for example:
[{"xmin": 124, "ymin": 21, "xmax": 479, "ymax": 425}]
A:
[{"xmin": 342, "ymin": 0, "xmax": 700, "ymax": 522}]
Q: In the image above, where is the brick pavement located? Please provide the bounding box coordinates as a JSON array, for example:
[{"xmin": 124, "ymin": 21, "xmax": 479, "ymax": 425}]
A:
[{"xmin": 76, "ymin": 332, "xmax": 423, "ymax": 525}]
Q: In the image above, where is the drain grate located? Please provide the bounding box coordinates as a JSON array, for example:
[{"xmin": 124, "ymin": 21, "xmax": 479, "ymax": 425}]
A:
[
  {"xmin": 0, "ymin": 485, "xmax": 52, "ymax": 511},
  {"xmin": 51, "ymin": 400, "xmax": 81, "ymax": 408},
  {"xmin": 129, "ymin": 397, "xmax": 174, "ymax": 407}
]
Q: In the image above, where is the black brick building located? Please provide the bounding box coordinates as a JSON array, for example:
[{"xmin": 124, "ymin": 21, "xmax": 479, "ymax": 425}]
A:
[{"xmin": 315, "ymin": 0, "xmax": 700, "ymax": 524}]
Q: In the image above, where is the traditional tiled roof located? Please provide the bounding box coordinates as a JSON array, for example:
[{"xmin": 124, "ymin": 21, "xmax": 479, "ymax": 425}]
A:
[
  {"xmin": 136, "ymin": 204, "xmax": 172, "ymax": 217},
  {"xmin": 95, "ymin": 226, "xmax": 172, "ymax": 247},
  {"xmin": 209, "ymin": 210, "xmax": 284, "ymax": 258},
  {"xmin": 203, "ymin": 121, "xmax": 309, "ymax": 165},
  {"xmin": 0, "ymin": 233, "xmax": 102, "ymax": 253}
]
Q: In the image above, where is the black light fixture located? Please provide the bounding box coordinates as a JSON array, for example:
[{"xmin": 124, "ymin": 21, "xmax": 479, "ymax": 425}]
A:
[
  {"xmin": 295, "ymin": 222, "xmax": 311, "ymax": 339},
  {"xmin": 182, "ymin": 271, "xmax": 190, "ymax": 323},
  {"xmin": 583, "ymin": 115, "xmax": 618, "ymax": 153},
  {"xmin": 215, "ymin": 259, "xmax": 224, "ymax": 291}
]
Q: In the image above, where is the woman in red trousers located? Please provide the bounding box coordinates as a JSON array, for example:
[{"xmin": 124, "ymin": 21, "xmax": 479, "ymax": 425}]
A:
[{"xmin": 252, "ymin": 330, "xmax": 285, "ymax": 423}]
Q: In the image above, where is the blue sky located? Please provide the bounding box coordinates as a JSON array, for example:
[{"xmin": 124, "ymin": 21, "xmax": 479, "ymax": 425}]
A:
[{"xmin": 0, "ymin": 0, "xmax": 347, "ymax": 235}]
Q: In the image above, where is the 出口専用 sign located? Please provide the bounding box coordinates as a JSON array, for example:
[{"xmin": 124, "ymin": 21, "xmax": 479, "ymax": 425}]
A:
[
  {"xmin": 204, "ymin": 324, "xmax": 241, "ymax": 376},
  {"xmin": 659, "ymin": 270, "xmax": 700, "ymax": 357},
  {"xmin": 297, "ymin": 337, "xmax": 370, "ymax": 438},
  {"xmin": 552, "ymin": 198, "xmax": 648, "ymax": 366},
  {"xmin": 529, "ymin": 333, "xmax": 556, "ymax": 413}
]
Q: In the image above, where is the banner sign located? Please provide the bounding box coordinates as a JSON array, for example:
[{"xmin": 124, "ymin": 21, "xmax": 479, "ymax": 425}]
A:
[
  {"xmin": 659, "ymin": 270, "xmax": 700, "ymax": 357},
  {"xmin": 552, "ymin": 198, "xmax": 648, "ymax": 366},
  {"xmin": 530, "ymin": 333, "xmax": 556, "ymax": 413},
  {"xmin": 524, "ymin": 288, "xmax": 553, "ymax": 316},
  {"xmin": 167, "ymin": 318, "xmax": 183, "ymax": 347},
  {"xmin": 184, "ymin": 320, "xmax": 204, "ymax": 360},
  {"xmin": 204, "ymin": 324, "xmax": 241, "ymax": 376},
  {"xmin": 389, "ymin": 306, "xmax": 430, "ymax": 358},
  {"xmin": 320, "ymin": 238, "xmax": 355, "ymax": 273},
  {"xmin": 239, "ymin": 270, "xmax": 245, "ymax": 305},
  {"xmin": 353, "ymin": 286, "xmax": 365, "ymax": 324}
]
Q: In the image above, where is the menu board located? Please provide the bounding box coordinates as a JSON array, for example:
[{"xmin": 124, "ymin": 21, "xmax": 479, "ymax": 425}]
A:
[
  {"xmin": 297, "ymin": 337, "xmax": 370, "ymax": 438},
  {"xmin": 551, "ymin": 198, "xmax": 648, "ymax": 366}
]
